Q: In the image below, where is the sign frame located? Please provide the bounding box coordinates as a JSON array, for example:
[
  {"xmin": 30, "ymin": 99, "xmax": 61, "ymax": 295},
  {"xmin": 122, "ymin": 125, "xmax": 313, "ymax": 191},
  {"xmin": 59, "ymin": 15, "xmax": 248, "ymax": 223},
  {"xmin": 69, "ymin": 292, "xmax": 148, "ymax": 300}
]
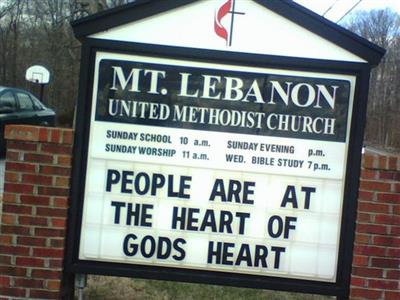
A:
[{"xmin": 66, "ymin": 37, "xmax": 372, "ymax": 299}]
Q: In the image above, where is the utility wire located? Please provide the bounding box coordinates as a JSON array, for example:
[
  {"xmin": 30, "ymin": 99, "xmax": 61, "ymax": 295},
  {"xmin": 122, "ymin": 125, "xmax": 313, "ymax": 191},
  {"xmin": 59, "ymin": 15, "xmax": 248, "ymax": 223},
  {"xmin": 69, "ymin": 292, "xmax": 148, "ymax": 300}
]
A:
[
  {"xmin": 322, "ymin": 0, "xmax": 339, "ymax": 17},
  {"xmin": 336, "ymin": 0, "xmax": 362, "ymax": 23}
]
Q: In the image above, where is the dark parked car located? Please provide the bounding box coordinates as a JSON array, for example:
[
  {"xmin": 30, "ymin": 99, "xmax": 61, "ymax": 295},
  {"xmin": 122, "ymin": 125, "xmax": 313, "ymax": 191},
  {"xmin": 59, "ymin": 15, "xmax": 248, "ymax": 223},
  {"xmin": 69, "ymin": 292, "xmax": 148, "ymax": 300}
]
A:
[{"xmin": 0, "ymin": 86, "xmax": 55, "ymax": 152}]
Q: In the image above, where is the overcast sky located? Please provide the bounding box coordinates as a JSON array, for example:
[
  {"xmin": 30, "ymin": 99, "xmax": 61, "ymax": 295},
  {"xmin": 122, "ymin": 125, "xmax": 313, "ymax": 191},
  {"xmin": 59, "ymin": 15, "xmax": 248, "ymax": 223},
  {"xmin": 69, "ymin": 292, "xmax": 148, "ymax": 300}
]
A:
[{"xmin": 294, "ymin": 0, "xmax": 400, "ymax": 23}]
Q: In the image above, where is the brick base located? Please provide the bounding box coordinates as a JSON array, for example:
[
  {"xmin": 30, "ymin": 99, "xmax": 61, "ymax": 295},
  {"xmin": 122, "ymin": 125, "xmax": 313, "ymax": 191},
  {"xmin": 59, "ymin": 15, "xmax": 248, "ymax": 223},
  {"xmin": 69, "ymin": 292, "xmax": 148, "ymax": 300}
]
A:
[
  {"xmin": 0, "ymin": 125, "xmax": 399, "ymax": 299},
  {"xmin": 350, "ymin": 154, "xmax": 400, "ymax": 299},
  {"xmin": 0, "ymin": 125, "xmax": 74, "ymax": 299}
]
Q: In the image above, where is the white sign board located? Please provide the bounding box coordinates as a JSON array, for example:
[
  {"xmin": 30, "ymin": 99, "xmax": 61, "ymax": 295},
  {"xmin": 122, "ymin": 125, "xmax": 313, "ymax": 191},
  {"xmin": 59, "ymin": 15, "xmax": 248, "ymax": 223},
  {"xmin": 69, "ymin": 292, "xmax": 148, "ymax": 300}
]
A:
[{"xmin": 78, "ymin": 51, "xmax": 355, "ymax": 282}]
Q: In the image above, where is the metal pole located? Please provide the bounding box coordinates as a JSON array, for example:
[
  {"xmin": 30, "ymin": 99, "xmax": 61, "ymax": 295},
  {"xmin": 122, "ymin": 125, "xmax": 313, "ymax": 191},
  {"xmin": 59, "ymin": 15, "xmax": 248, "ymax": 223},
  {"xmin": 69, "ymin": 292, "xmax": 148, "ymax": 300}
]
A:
[
  {"xmin": 75, "ymin": 274, "xmax": 87, "ymax": 300},
  {"xmin": 39, "ymin": 83, "xmax": 45, "ymax": 103}
]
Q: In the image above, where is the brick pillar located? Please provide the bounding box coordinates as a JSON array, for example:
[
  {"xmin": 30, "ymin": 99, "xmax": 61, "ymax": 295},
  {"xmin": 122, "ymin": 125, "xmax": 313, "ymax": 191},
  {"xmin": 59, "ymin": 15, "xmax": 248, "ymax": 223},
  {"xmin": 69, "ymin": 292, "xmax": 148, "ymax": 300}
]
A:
[
  {"xmin": 0, "ymin": 125, "xmax": 74, "ymax": 299},
  {"xmin": 350, "ymin": 154, "xmax": 400, "ymax": 300}
]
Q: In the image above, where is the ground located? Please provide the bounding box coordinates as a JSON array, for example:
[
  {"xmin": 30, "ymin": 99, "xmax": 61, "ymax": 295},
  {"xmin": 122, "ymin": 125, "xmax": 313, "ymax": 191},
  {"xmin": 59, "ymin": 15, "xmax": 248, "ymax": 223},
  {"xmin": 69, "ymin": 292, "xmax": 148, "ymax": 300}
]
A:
[{"xmin": 81, "ymin": 275, "xmax": 333, "ymax": 300}]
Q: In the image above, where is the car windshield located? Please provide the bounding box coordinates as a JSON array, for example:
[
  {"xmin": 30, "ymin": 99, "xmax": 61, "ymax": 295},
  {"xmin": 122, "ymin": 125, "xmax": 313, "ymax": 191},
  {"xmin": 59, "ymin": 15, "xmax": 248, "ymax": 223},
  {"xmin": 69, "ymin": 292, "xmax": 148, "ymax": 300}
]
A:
[{"xmin": 30, "ymin": 94, "xmax": 46, "ymax": 110}]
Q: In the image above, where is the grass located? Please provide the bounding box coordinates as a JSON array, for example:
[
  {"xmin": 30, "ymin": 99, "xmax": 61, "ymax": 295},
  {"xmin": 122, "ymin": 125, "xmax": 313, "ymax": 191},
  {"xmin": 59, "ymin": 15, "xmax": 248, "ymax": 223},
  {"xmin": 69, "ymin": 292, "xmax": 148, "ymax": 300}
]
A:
[{"xmin": 81, "ymin": 275, "xmax": 334, "ymax": 300}]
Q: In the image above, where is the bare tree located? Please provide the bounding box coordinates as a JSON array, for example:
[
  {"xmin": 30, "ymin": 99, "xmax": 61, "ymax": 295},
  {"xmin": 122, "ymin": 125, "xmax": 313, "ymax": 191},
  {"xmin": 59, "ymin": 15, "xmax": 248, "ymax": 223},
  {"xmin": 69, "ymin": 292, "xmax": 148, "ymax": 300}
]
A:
[
  {"xmin": 0, "ymin": 0, "xmax": 25, "ymax": 85},
  {"xmin": 0, "ymin": 0, "xmax": 135, "ymax": 126},
  {"xmin": 75, "ymin": 0, "xmax": 133, "ymax": 15},
  {"xmin": 345, "ymin": 9, "xmax": 400, "ymax": 150}
]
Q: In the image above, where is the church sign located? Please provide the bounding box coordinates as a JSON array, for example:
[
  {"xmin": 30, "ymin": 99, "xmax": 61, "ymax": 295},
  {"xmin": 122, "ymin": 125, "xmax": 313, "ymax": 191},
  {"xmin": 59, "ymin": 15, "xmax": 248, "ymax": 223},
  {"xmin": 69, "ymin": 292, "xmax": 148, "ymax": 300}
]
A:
[{"xmin": 67, "ymin": 1, "xmax": 384, "ymax": 298}]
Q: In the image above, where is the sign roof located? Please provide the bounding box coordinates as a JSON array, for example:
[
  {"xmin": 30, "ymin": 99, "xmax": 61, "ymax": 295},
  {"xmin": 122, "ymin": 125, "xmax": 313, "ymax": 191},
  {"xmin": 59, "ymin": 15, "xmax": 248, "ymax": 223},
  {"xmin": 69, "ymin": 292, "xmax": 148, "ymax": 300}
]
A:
[{"xmin": 71, "ymin": 0, "xmax": 385, "ymax": 66}]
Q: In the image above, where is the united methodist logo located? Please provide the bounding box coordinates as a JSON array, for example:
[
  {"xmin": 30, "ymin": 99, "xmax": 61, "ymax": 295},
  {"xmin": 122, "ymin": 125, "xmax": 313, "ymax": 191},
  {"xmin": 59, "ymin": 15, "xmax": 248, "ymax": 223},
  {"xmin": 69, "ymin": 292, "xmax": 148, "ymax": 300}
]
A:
[{"xmin": 214, "ymin": 0, "xmax": 245, "ymax": 47}]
